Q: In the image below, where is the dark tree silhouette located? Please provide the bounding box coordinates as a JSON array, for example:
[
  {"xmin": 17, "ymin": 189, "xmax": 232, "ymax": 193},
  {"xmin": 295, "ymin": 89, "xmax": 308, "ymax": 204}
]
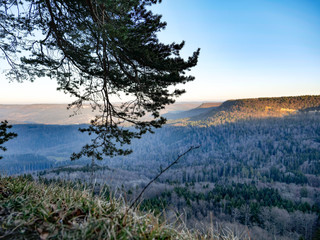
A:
[
  {"xmin": 0, "ymin": 121, "xmax": 17, "ymax": 159},
  {"xmin": 0, "ymin": 0, "xmax": 200, "ymax": 160}
]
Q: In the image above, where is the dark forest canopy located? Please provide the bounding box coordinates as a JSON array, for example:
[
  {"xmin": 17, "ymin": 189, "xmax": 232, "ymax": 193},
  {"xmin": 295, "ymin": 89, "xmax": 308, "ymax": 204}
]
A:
[{"xmin": 0, "ymin": 0, "xmax": 200, "ymax": 160}]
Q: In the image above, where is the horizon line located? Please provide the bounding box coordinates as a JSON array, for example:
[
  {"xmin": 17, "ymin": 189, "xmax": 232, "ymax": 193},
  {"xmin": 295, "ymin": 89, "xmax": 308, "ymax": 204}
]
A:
[{"xmin": 1, "ymin": 94, "xmax": 320, "ymax": 105}]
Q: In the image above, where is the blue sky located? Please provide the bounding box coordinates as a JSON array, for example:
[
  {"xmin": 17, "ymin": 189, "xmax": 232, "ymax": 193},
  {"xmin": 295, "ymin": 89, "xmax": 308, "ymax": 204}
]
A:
[{"xmin": 0, "ymin": 0, "xmax": 319, "ymax": 103}]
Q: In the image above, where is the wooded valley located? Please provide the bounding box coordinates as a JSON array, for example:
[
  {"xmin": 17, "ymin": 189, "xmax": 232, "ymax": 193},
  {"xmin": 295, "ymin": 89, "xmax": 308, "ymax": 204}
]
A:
[{"xmin": 1, "ymin": 96, "xmax": 320, "ymax": 239}]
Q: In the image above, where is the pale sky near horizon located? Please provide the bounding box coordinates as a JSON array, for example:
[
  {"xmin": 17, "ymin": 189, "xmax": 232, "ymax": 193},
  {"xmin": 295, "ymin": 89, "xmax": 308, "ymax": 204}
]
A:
[{"xmin": 0, "ymin": 0, "xmax": 319, "ymax": 104}]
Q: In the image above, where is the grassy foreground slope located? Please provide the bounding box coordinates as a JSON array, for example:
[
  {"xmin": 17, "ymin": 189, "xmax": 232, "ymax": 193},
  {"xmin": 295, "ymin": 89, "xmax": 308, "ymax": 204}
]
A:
[
  {"xmin": 0, "ymin": 176, "xmax": 246, "ymax": 240},
  {"xmin": 0, "ymin": 176, "xmax": 186, "ymax": 239}
]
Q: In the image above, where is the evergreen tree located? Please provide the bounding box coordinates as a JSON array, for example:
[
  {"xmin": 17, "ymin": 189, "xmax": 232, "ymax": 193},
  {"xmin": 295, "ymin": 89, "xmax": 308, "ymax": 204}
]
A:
[
  {"xmin": 0, "ymin": 0, "xmax": 199, "ymax": 160},
  {"xmin": 0, "ymin": 121, "xmax": 17, "ymax": 159}
]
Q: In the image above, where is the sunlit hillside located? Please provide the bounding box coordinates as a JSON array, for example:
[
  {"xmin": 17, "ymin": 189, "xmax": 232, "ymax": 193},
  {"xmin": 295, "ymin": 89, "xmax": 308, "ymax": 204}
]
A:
[{"xmin": 170, "ymin": 95, "xmax": 320, "ymax": 126}]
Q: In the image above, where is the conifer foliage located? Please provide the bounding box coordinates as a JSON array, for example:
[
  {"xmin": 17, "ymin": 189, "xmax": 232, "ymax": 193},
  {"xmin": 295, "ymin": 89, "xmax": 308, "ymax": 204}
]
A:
[
  {"xmin": 0, "ymin": 0, "xmax": 200, "ymax": 160},
  {"xmin": 0, "ymin": 121, "xmax": 17, "ymax": 159}
]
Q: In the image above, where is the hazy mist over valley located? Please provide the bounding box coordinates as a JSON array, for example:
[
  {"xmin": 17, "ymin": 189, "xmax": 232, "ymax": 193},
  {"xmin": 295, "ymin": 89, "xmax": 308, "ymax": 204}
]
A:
[{"xmin": 0, "ymin": 102, "xmax": 202, "ymax": 125}]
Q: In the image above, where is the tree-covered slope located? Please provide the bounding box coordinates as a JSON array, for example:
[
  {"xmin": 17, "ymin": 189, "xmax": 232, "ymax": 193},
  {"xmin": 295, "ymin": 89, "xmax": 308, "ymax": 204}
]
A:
[{"xmin": 173, "ymin": 95, "xmax": 320, "ymax": 126}]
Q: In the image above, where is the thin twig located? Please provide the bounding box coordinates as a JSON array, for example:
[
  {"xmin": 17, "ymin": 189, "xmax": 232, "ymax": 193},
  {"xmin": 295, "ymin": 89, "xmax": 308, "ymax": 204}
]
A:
[{"xmin": 129, "ymin": 145, "xmax": 200, "ymax": 210}]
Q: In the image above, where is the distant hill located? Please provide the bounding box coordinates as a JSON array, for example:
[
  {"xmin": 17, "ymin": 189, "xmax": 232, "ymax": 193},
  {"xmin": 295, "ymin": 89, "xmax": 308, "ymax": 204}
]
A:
[
  {"xmin": 197, "ymin": 102, "xmax": 222, "ymax": 108},
  {"xmin": 0, "ymin": 104, "xmax": 95, "ymax": 125},
  {"xmin": 0, "ymin": 102, "xmax": 200, "ymax": 125},
  {"xmin": 164, "ymin": 102, "xmax": 222, "ymax": 120},
  {"xmin": 2, "ymin": 96, "xmax": 320, "ymax": 126},
  {"xmin": 170, "ymin": 95, "xmax": 320, "ymax": 126}
]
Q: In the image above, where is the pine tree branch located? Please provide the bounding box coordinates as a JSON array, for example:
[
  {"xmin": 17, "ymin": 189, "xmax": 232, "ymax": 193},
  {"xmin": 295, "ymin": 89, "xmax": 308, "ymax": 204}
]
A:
[{"xmin": 129, "ymin": 145, "xmax": 200, "ymax": 210}]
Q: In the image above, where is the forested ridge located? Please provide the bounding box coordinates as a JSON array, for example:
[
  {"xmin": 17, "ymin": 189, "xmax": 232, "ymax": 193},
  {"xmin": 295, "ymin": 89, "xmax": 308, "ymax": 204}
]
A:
[{"xmin": 172, "ymin": 95, "xmax": 320, "ymax": 126}]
